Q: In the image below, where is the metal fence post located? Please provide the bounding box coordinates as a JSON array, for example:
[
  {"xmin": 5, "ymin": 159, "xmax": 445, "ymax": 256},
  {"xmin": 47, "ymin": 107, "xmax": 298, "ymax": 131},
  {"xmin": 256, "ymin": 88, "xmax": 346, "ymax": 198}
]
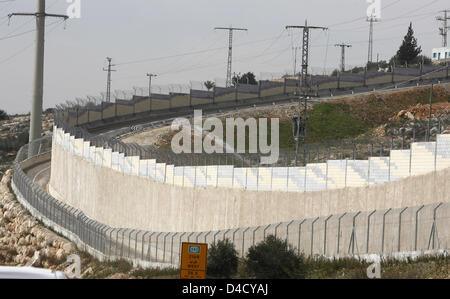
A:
[
  {"xmin": 263, "ymin": 224, "xmax": 271, "ymax": 241},
  {"xmin": 311, "ymin": 217, "xmax": 319, "ymax": 256},
  {"xmin": 109, "ymin": 228, "xmax": 115, "ymax": 257},
  {"xmin": 155, "ymin": 232, "xmax": 163, "ymax": 262},
  {"xmin": 120, "ymin": 229, "xmax": 126, "ymax": 257},
  {"xmin": 252, "ymin": 226, "xmax": 260, "ymax": 247},
  {"xmin": 398, "ymin": 207, "xmax": 408, "ymax": 252},
  {"xmin": 146, "ymin": 232, "xmax": 156, "ymax": 261},
  {"xmin": 298, "ymin": 220, "xmax": 306, "ymax": 255},
  {"xmin": 366, "ymin": 210, "xmax": 376, "ymax": 253},
  {"xmin": 414, "ymin": 205, "xmax": 424, "ymax": 251},
  {"xmin": 141, "ymin": 232, "xmax": 150, "ymax": 260},
  {"xmin": 348, "ymin": 212, "xmax": 361, "ymax": 255},
  {"xmin": 196, "ymin": 232, "xmax": 203, "ymax": 243},
  {"xmin": 163, "ymin": 232, "xmax": 170, "ymax": 263},
  {"xmin": 170, "ymin": 233, "xmax": 178, "ymax": 265},
  {"xmin": 242, "ymin": 227, "xmax": 250, "ymax": 258},
  {"xmin": 274, "ymin": 222, "xmax": 282, "ymax": 238},
  {"xmin": 222, "ymin": 229, "xmax": 230, "ymax": 242},
  {"xmin": 428, "ymin": 203, "xmax": 443, "ymax": 250},
  {"xmin": 204, "ymin": 231, "xmax": 211, "ymax": 244},
  {"xmin": 323, "ymin": 215, "xmax": 333, "ymax": 255},
  {"xmin": 382, "ymin": 208, "xmax": 392, "ymax": 254},
  {"xmin": 134, "ymin": 231, "xmax": 142, "ymax": 260},
  {"xmin": 178, "ymin": 232, "xmax": 186, "ymax": 264},
  {"xmin": 337, "ymin": 213, "xmax": 347, "ymax": 255},
  {"xmin": 285, "ymin": 220, "xmax": 294, "ymax": 246}
]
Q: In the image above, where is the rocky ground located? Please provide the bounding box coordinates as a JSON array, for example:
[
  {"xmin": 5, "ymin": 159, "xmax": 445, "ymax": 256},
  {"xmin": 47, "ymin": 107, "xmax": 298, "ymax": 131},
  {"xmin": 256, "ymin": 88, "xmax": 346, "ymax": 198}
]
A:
[
  {"xmin": 0, "ymin": 113, "xmax": 53, "ymax": 178},
  {"xmin": 0, "ymin": 169, "xmax": 76, "ymax": 272},
  {"xmin": 0, "ymin": 169, "xmax": 178, "ymax": 279}
]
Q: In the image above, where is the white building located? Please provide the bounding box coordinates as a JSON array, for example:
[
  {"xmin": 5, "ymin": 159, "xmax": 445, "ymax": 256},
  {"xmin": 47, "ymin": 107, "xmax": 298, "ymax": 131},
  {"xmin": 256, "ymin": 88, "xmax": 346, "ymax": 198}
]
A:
[{"xmin": 432, "ymin": 47, "xmax": 450, "ymax": 62}]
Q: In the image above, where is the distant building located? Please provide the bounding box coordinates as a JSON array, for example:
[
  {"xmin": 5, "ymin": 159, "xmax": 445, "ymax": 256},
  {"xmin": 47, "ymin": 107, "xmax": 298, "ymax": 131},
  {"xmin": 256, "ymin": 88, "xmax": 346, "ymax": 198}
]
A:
[{"xmin": 431, "ymin": 47, "xmax": 450, "ymax": 63}]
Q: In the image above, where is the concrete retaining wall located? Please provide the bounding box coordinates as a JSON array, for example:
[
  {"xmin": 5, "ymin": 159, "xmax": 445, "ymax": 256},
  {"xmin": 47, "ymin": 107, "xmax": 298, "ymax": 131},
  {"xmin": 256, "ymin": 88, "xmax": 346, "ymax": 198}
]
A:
[{"xmin": 49, "ymin": 126, "xmax": 450, "ymax": 233}]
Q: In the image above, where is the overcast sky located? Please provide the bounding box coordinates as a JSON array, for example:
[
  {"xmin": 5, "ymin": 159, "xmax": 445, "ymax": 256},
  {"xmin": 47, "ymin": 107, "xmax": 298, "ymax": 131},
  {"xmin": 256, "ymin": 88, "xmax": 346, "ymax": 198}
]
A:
[{"xmin": 0, "ymin": 0, "xmax": 447, "ymax": 114}]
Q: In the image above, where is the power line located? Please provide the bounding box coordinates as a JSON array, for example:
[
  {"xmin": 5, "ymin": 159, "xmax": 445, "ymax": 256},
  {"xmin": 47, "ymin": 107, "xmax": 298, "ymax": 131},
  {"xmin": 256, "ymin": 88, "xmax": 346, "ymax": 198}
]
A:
[
  {"xmin": 0, "ymin": 19, "xmax": 63, "ymax": 65},
  {"xmin": 115, "ymin": 34, "xmax": 282, "ymax": 67}
]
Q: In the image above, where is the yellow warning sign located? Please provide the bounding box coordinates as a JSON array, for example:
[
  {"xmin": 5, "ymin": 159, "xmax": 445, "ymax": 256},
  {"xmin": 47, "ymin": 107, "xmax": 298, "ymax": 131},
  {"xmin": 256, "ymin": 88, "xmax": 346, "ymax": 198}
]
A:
[{"xmin": 180, "ymin": 242, "xmax": 208, "ymax": 279}]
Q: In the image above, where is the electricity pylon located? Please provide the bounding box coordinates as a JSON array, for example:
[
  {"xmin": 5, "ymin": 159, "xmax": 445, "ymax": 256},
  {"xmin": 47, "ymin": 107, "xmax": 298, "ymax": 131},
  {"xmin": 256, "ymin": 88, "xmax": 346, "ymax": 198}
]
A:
[
  {"xmin": 214, "ymin": 27, "xmax": 248, "ymax": 88},
  {"xmin": 437, "ymin": 10, "xmax": 450, "ymax": 47},
  {"xmin": 286, "ymin": 20, "xmax": 327, "ymax": 165}
]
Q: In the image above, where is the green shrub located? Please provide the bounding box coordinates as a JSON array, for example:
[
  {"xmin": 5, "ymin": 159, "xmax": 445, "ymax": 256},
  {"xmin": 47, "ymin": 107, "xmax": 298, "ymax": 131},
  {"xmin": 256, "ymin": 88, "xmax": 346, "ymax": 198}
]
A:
[
  {"xmin": 307, "ymin": 102, "xmax": 368, "ymax": 142},
  {"xmin": 0, "ymin": 109, "xmax": 8, "ymax": 121},
  {"xmin": 244, "ymin": 235, "xmax": 305, "ymax": 279},
  {"xmin": 207, "ymin": 239, "xmax": 239, "ymax": 278}
]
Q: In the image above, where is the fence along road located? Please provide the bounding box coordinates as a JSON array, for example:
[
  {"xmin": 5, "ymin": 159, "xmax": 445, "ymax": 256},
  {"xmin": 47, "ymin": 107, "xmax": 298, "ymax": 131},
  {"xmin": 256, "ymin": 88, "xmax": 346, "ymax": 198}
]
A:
[
  {"xmin": 11, "ymin": 71, "xmax": 450, "ymax": 268},
  {"xmin": 12, "ymin": 134, "xmax": 450, "ymax": 268}
]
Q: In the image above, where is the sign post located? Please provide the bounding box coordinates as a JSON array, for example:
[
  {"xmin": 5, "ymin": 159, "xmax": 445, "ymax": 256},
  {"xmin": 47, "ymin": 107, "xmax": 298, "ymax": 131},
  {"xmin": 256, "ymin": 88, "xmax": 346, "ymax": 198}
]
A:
[{"xmin": 180, "ymin": 243, "xmax": 208, "ymax": 279}]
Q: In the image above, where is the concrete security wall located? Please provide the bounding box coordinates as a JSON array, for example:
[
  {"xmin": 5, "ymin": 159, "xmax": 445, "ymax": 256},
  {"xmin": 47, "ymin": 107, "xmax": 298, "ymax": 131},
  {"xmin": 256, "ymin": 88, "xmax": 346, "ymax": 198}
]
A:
[
  {"xmin": 66, "ymin": 67, "xmax": 448, "ymax": 124},
  {"xmin": 15, "ymin": 155, "xmax": 450, "ymax": 265},
  {"xmin": 49, "ymin": 126, "xmax": 450, "ymax": 233}
]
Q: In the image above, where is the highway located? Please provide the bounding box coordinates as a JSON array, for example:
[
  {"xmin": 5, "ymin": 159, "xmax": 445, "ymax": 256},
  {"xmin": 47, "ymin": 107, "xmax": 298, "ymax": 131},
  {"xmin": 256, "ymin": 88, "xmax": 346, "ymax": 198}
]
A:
[{"xmin": 24, "ymin": 161, "xmax": 51, "ymax": 190}]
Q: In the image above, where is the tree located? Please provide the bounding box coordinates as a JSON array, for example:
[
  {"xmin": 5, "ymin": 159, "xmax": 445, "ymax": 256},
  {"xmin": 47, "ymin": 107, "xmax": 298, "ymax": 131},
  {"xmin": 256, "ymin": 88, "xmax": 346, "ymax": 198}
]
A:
[
  {"xmin": 207, "ymin": 239, "xmax": 239, "ymax": 278},
  {"xmin": 396, "ymin": 23, "xmax": 422, "ymax": 66},
  {"xmin": 331, "ymin": 69, "xmax": 340, "ymax": 77},
  {"xmin": 0, "ymin": 109, "xmax": 8, "ymax": 121},
  {"xmin": 244, "ymin": 235, "xmax": 305, "ymax": 279},
  {"xmin": 204, "ymin": 81, "xmax": 215, "ymax": 91},
  {"xmin": 44, "ymin": 108, "xmax": 54, "ymax": 115},
  {"xmin": 351, "ymin": 66, "xmax": 365, "ymax": 74},
  {"xmin": 414, "ymin": 55, "xmax": 432, "ymax": 66},
  {"xmin": 232, "ymin": 72, "xmax": 258, "ymax": 86}
]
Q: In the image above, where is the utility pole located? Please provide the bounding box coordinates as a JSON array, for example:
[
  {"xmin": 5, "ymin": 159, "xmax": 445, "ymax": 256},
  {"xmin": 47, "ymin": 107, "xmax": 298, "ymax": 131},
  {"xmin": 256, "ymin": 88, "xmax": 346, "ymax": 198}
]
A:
[
  {"xmin": 147, "ymin": 73, "xmax": 157, "ymax": 112},
  {"xmin": 437, "ymin": 10, "xmax": 450, "ymax": 47},
  {"xmin": 335, "ymin": 43, "xmax": 352, "ymax": 72},
  {"xmin": 293, "ymin": 46, "xmax": 301, "ymax": 76},
  {"xmin": 367, "ymin": 17, "xmax": 379, "ymax": 63},
  {"xmin": 214, "ymin": 27, "xmax": 248, "ymax": 88},
  {"xmin": 9, "ymin": 0, "xmax": 68, "ymax": 155},
  {"xmin": 286, "ymin": 20, "xmax": 327, "ymax": 165},
  {"xmin": 103, "ymin": 57, "xmax": 116, "ymax": 103},
  {"xmin": 427, "ymin": 84, "xmax": 434, "ymax": 142}
]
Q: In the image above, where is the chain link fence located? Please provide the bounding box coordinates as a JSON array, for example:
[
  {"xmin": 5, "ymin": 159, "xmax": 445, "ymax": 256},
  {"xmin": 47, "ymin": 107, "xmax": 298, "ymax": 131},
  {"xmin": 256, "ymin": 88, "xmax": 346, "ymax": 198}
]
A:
[{"xmin": 11, "ymin": 137, "xmax": 450, "ymax": 269}]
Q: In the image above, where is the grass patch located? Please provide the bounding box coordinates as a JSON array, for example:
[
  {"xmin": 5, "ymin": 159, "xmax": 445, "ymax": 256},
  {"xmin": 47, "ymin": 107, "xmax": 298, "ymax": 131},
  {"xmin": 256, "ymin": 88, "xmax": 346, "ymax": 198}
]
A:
[
  {"xmin": 307, "ymin": 102, "xmax": 368, "ymax": 142},
  {"xmin": 130, "ymin": 267, "xmax": 179, "ymax": 279}
]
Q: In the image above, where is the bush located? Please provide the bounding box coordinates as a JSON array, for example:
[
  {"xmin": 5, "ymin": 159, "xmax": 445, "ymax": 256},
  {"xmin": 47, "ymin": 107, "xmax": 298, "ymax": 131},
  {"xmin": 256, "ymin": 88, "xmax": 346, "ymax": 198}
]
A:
[
  {"xmin": 206, "ymin": 239, "xmax": 239, "ymax": 278},
  {"xmin": 207, "ymin": 239, "xmax": 239, "ymax": 278},
  {"xmin": 244, "ymin": 235, "xmax": 305, "ymax": 279},
  {"xmin": 0, "ymin": 109, "xmax": 8, "ymax": 121}
]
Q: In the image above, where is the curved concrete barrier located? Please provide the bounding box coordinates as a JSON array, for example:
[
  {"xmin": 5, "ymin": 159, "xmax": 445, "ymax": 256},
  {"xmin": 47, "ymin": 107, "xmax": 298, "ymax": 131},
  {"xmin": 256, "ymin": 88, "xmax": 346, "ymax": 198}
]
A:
[{"xmin": 49, "ymin": 126, "xmax": 450, "ymax": 233}]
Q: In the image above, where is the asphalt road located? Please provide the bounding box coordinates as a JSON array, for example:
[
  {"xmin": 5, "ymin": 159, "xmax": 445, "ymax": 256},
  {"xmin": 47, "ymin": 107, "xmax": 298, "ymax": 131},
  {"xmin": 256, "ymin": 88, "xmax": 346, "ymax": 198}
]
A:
[{"xmin": 24, "ymin": 161, "xmax": 51, "ymax": 190}]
